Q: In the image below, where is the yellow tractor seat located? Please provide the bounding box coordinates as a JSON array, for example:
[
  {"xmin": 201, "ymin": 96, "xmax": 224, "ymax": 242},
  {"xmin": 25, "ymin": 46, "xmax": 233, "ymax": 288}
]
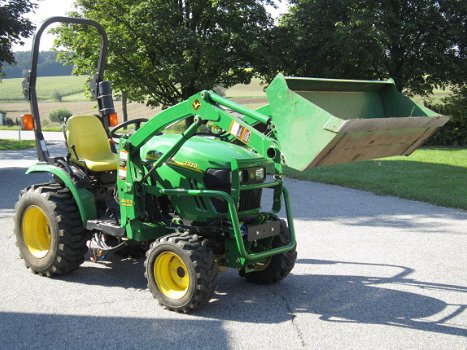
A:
[{"xmin": 66, "ymin": 115, "xmax": 118, "ymax": 172}]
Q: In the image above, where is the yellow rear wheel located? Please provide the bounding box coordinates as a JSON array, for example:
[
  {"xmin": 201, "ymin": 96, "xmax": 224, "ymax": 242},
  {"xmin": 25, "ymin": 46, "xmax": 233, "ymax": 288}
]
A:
[
  {"xmin": 14, "ymin": 184, "xmax": 87, "ymax": 276},
  {"xmin": 22, "ymin": 206, "xmax": 51, "ymax": 259}
]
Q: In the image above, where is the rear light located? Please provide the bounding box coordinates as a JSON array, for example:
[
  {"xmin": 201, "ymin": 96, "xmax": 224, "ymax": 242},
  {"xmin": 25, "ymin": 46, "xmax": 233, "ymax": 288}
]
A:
[
  {"xmin": 109, "ymin": 113, "xmax": 118, "ymax": 126},
  {"xmin": 21, "ymin": 114, "xmax": 34, "ymax": 130}
]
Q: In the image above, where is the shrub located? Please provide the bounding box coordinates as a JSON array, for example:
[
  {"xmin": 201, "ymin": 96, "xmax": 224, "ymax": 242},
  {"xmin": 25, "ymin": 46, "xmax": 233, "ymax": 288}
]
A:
[
  {"xmin": 4, "ymin": 117, "xmax": 15, "ymax": 126},
  {"xmin": 425, "ymin": 87, "xmax": 467, "ymax": 146},
  {"xmin": 52, "ymin": 91, "xmax": 63, "ymax": 102},
  {"xmin": 49, "ymin": 108, "xmax": 72, "ymax": 123}
]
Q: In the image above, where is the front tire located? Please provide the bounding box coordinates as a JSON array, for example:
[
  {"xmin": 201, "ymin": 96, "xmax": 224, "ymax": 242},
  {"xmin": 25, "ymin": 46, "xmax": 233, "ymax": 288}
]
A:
[
  {"xmin": 145, "ymin": 232, "xmax": 218, "ymax": 313},
  {"xmin": 240, "ymin": 219, "xmax": 297, "ymax": 284},
  {"xmin": 14, "ymin": 183, "xmax": 88, "ymax": 276}
]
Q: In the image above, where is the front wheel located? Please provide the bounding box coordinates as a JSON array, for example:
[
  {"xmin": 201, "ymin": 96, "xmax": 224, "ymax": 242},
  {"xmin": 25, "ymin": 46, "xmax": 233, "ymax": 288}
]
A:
[
  {"xmin": 240, "ymin": 219, "xmax": 297, "ymax": 284},
  {"xmin": 144, "ymin": 232, "xmax": 218, "ymax": 313}
]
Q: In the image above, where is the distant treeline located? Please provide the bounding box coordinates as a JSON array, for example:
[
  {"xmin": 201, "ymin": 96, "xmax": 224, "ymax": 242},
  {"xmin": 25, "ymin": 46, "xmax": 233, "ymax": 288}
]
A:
[{"xmin": 3, "ymin": 51, "xmax": 72, "ymax": 78}]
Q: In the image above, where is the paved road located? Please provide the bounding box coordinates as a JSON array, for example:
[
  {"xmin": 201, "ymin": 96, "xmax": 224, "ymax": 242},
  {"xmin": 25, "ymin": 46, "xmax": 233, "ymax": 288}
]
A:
[
  {"xmin": 0, "ymin": 129, "xmax": 64, "ymax": 141},
  {"xmin": 0, "ymin": 144, "xmax": 466, "ymax": 349}
]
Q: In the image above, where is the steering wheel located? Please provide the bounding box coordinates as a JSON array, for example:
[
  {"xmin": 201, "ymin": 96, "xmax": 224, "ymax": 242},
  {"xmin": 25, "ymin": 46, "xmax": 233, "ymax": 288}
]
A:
[{"xmin": 109, "ymin": 118, "xmax": 149, "ymax": 138}]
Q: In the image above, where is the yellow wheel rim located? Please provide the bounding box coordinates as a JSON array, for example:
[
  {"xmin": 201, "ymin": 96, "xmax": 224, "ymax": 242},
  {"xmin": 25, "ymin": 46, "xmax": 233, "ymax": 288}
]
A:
[
  {"xmin": 154, "ymin": 251, "xmax": 190, "ymax": 299},
  {"xmin": 255, "ymin": 257, "xmax": 272, "ymax": 272},
  {"xmin": 22, "ymin": 206, "xmax": 51, "ymax": 259}
]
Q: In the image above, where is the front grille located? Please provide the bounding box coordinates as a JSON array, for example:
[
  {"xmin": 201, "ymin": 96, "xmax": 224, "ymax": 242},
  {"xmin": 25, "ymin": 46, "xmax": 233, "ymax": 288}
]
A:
[
  {"xmin": 210, "ymin": 189, "xmax": 262, "ymax": 213},
  {"xmin": 239, "ymin": 189, "xmax": 262, "ymax": 211},
  {"xmin": 204, "ymin": 167, "xmax": 264, "ymax": 213}
]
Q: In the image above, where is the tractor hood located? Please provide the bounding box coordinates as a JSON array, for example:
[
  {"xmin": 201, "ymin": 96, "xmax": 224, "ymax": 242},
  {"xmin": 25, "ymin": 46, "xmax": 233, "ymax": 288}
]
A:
[{"xmin": 140, "ymin": 134, "xmax": 263, "ymax": 171}]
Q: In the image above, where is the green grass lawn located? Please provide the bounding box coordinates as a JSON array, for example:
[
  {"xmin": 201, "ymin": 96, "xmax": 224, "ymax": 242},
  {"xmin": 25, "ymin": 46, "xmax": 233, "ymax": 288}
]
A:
[
  {"xmin": 285, "ymin": 147, "xmax": 467, "ymax": 210},
  {"xmin": 0, "ymin": 139, "xmax": 36, "ymax": 150},
  {"xmin": 0, "ymin": 76, "xmax": 87, "ymax": 101},
  {"xmin": 61, "ymin": 91, "xmax": 87, "ymax": 102}
]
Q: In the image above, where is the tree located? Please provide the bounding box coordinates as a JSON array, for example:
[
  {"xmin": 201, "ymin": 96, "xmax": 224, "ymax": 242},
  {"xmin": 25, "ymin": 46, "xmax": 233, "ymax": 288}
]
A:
[
  {"xmin": 425, "ymin": 87, "xmax": 467, "ymax": 146},
  {"xmin": 265, "ymin": 0, "xmax": 466, "ymax": 95},
  {"xmin": 49, "ymin": 108, "xmax": 73, "ymax": 123},
  {"xmin": 0, "ymin": 0, "xmax": 37, "ymax": 75},
  {"xmin": 54, "ymin": 0, "xmax": 273, "ymax": 112},
  {"xmin": 255, "ymin": 0, "xmax": 384, "ymax": 83},
  {"xmin": 2, "ymin": 51, "xmax": 74, "ymax": 78}
]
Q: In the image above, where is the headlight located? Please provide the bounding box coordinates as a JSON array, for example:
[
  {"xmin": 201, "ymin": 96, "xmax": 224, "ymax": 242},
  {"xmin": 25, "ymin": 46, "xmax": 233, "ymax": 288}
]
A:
[
  {"xmin": 255, "ymin": 167, "xmax": 265, "ymax": 181},
  {"xmin": 241, "ymin": 167, "xmax": 266, "ymax": 183},
  {"xmin": 205, "ymin": 166, "xmax": 265, "ymax": 188},
  {"xmin": 205, "ymin": 168, "xmax": 231, "ymax": 189}
]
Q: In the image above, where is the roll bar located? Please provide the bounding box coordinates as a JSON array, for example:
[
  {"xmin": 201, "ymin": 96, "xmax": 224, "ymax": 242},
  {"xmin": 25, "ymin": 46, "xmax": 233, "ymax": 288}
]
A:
[{"xmin": 22, "ymin": 16, "xmax": 109, "ymax": 162}]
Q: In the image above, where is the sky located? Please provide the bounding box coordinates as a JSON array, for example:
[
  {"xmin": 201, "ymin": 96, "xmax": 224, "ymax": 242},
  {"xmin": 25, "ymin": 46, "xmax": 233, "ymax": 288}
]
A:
[
  {"xmin": 14, "ymin": 0, "xmax": 288, "ymax": 52},
  {"xmin": 13, "ymin": 0, "xmax": 76, "ymax": 51}
]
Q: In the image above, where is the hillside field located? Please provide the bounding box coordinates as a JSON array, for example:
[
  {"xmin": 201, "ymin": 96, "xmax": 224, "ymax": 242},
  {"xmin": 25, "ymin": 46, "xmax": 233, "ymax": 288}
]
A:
[
  {"xmin": 0, "ymin": 76, "xmax": 267, "ymax": 123},
  {"xmin": 0, "ymin": 76, "xmax": 87, "ymax": 101},
  {"xmin": 0, "ymin": 75, "xmax": 265, "ymax": 102}
]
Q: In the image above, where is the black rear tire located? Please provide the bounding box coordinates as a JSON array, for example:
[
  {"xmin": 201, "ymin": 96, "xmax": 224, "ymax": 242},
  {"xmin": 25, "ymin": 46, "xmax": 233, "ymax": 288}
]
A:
[
  {"xmin": 240, "ymin": 219, "xmax": 297, "ymax": 284},
  {"xmin": 14, "ymin": 183, "xmax": 88, "ymax": 276},
  {"xmin": 145, "ymin": 232, "xmax": 218, "ymax": 313}
]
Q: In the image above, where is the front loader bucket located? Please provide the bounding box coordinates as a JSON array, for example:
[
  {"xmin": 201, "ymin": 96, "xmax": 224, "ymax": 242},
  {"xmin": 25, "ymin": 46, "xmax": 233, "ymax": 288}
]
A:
[{"xmin": 266, "ymin": 74, "xmax": 449, "ymax": 170}]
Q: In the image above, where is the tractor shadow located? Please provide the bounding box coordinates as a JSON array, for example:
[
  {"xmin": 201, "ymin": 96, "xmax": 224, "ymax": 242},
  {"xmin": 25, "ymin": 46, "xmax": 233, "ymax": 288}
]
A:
[
  {"xmin": 61, "ymin": 256, "xmax": 467, "ymax": 338},
  {"xmin": 59, "ymin": 253, "xmax": 149, "ymax": 290},
  {"xmin": 202, "ymin": 259, "xmax": 467, "ymax": 337}
]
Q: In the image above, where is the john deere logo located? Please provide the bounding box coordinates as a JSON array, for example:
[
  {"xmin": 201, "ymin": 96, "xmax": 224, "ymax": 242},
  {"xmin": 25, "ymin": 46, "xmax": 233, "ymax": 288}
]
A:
[{"xmin": 192, "ymin": 99, "xmax": 201, "ymax": 111}]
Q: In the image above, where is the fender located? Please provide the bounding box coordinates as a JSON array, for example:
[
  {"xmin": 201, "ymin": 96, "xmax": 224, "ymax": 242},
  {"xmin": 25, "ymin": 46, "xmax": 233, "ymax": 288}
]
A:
[{"xmin": 26, "ymin": 163, "xmax": 97, "ymax": 225}]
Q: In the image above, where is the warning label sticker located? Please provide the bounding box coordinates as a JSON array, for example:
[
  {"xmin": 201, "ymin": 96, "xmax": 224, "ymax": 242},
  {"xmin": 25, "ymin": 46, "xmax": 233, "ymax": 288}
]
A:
[
  {"xmin": 229, "ymin": 121, "xmax": 251, "ymax": 144},
  {"xmin": 119, "ymin": 150, "xmax": 128, "ymax": 175},
  {"xmin": 119, "ymin": 150, "xmax": 128, "ymax": 161},
  {"xmin": 119, "ymin": 167, "xmax": 127, "ymax": 180}
]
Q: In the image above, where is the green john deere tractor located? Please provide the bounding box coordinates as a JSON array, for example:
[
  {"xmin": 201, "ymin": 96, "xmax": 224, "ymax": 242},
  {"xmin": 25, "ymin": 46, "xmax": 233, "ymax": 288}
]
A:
[{"xmin": 15, "ymin": 17, "xmax": 448, "ymax": 312}]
